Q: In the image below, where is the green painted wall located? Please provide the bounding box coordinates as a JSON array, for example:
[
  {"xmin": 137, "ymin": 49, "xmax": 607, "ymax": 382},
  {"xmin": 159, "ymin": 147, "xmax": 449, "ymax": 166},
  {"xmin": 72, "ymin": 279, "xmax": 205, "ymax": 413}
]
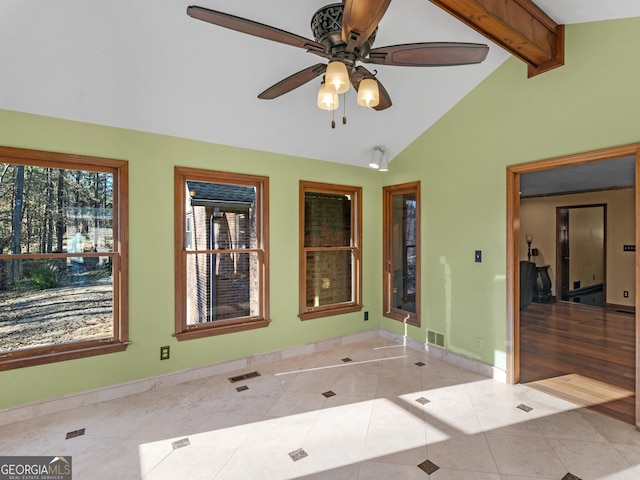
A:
[
  {"xmin": 2, "ymin": 16, "xmax": 640, "ymax": 409},
  {"xmin": 0, "ymin": 110, "xmax": 382, "ymax": 409},
  {"xmin": 381, "ymin": 17, "xmax": 640, "ymax": 370}
]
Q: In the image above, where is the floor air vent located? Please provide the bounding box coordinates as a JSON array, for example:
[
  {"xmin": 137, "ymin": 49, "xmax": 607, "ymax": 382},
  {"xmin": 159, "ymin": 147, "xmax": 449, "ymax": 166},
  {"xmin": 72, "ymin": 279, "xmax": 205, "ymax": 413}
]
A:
[
  {"xmin": 427, "ymin": 330, "xmax": 445, "ymax": 347},
  {"xmin": 228, "ymin": 371, "xmax": 261, "ymax": 383}
]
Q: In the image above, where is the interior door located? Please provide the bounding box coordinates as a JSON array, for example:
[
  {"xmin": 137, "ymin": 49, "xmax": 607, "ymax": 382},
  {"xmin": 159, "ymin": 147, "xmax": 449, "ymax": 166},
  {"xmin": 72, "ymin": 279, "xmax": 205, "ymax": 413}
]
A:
[
  {"xmin": 558, "ymin": 208, "xmax": 570, "ymax": 301},
  {"xmin": 556, "ymin": 205, "xmax": 606, "ymax": 306}
]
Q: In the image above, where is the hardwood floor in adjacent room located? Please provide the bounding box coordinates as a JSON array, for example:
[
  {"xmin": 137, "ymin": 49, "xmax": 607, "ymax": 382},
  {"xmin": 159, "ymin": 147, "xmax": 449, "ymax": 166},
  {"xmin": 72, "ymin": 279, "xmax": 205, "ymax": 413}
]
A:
[{"xmin": 520, "ymin": 301, "xmax": 636, "ymax": 425}]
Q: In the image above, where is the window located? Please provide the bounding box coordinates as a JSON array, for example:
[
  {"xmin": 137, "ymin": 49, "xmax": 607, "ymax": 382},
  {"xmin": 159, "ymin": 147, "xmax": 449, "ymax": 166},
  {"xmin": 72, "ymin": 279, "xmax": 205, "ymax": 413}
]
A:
[
  {"xmin": 0, "ymin": 146, "xmax": 129, "ymax": 371},
  {"xmin": 383, "ymin": 182, "xmax": 420, "ymax": 326},
  {"xmin": 299, "ymin": 181, "xmax": 362, "ymax": 319},
  {"xmin": 174, "ymin": 167, "xmax": 269, "ymax": 339}
]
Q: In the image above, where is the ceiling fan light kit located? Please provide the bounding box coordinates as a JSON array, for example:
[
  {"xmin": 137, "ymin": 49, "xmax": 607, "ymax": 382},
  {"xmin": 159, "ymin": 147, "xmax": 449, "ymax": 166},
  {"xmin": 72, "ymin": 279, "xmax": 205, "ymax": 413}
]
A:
[
  {"xmin": 325, "ymin": 61, "xmax": 350, "ymax": 94},
  {"xmin": 317, "ymin": 82, "xmax": 339, "ymax": 111},
  {"xmin": 187, "ymin": 1, "xmax": 489, "ymax": 122},
  {"xmin": 356, "ymin": 78, "xmax": 380, "ymax": 108}
]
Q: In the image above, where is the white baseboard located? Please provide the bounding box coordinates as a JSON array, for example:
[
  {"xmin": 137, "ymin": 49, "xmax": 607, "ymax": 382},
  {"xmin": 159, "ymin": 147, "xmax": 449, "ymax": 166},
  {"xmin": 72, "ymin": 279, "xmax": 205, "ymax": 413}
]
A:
[
  {"xmin": 379, "ymin": 329, "xmax": 507, "ymax": 383},
  {"xmin": 0, "ymin": 327, "xmax": 503, "ymax": 426},
  {"xmin": 0, "ymin": 329, "xmax": 379, "ymax": 426}
]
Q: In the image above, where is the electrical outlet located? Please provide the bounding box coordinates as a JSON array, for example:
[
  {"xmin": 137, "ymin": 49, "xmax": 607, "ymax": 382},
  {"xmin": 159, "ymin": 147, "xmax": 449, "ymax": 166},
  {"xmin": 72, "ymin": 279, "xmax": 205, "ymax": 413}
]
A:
[
  {"xmin": 160, "ymin": 345, "xmax": 170, "ymax": 360},
  {"xmin": 364, "ymin": 311, "xmax": 369, "ymax": 321},
  {"xmin": 475, "ymin": 250, "xmax": 482, "ymax": 263},
  {"xmin": 624, "ymin": 291, "xmax": 629, "ymax": 298},
  {"xmin": 473, "ymin": 336, "xmax": 483, "ymax": 353}
]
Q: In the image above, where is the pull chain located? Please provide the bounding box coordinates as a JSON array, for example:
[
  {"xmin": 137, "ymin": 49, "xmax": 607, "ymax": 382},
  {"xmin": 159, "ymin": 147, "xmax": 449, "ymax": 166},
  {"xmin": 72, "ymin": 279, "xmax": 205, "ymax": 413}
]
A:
[
  {"xmin": 342, "ymin": 93, "xmax": 347, "ymax": 125},
  {"xmin": 331, "ymin": 92, "xmax": 336, "ymax": 128}
]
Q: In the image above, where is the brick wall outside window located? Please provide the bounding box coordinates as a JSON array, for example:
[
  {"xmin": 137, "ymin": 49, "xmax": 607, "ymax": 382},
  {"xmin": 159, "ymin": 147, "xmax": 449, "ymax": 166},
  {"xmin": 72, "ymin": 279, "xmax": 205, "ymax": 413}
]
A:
[
  {"xmin": 176, "ymin": 167, "xmax": 269, "ymax": 340},
  {"xmin": 304, "ymin": 193, "xmax": 352, "ymax": 307},
  {"xmin": 299, "ymin": 182, "xmax": 361, "ymax": 319}
]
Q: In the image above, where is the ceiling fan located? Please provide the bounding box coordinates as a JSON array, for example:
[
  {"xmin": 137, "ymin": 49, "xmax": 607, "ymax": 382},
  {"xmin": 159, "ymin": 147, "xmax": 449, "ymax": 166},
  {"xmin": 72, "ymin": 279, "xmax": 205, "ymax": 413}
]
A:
[{"xmin": 187, "ymin": 0, "xmax": 489, "ymax": 113}]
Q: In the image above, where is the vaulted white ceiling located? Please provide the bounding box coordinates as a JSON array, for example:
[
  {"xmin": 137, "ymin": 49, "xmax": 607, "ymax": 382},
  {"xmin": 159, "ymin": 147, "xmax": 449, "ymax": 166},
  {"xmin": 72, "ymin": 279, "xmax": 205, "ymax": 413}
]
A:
[{"xmin": 1, "ymin": 1, "xmax": 639, "ymax": 168}]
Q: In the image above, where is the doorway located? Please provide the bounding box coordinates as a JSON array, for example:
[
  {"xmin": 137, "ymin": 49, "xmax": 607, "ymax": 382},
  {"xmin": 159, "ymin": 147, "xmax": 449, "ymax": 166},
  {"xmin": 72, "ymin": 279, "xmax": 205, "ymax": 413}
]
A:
[{"xmin": 506, "ymin": 143, "xmax": 639, "ymax": 427}]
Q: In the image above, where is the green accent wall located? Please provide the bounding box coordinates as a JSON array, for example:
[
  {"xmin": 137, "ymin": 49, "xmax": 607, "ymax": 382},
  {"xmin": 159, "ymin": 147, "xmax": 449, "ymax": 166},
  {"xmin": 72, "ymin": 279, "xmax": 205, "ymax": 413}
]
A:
[
  {"xmin": 0, "ymin": 111, "xmax": 382, "ymax": 409},
  {"xmin": 2, "ymin": 16, "xmax": 640, "ymax": 409},
  {"xmin": 381, "ymin": 17, "xmax": 640, "ymax": 369}
]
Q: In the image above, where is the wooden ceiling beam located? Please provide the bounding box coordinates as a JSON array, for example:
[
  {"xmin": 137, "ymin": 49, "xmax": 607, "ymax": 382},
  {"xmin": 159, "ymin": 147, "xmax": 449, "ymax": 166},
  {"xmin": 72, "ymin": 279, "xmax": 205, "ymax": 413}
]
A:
[{"xmin": 429, "ymin": 0, "xmax": 564, "ymax": 77}]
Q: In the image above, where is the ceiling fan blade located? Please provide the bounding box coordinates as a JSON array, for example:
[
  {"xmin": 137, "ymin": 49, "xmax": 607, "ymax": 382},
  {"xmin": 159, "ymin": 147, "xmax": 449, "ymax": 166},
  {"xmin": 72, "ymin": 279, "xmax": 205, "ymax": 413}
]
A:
[
  {"xmin": 365, "ymin": 42, "xmax": 489, "ymax": 67},
  {"xmin": 371, "ymin": 79, "xmax": 392, "ymax": 111},
  {"xmin": 351, "ymin": 66, "xmax": 392, "ymax": 111},
  {"xmin": 258, "ymin": 63, "xmax": 327, "ymax": 100},
  {"xmin": 187, "ymin": 6, "xmax": 328, "ymax": 57},
  {"xmin": 342, "ymin": 0, "xmax": 391, "ymax": 48}
]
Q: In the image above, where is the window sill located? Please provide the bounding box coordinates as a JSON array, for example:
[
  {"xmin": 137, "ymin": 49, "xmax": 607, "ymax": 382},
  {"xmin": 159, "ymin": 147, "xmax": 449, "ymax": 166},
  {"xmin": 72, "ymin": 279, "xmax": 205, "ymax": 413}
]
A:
[
  {"xmin": 299, "ymin": 304, "xmax": 363, "ymax": 321},
  {"xmin": 0, "ymin": 341, "xmax": 130, "ymax": 372},
  {"xmin": 384, "ymin": 310, "xmax": 420, "ymax": 327},
  {"xmin": 175, "ymin": 319, "xmax": 270, "ymax": 341}
]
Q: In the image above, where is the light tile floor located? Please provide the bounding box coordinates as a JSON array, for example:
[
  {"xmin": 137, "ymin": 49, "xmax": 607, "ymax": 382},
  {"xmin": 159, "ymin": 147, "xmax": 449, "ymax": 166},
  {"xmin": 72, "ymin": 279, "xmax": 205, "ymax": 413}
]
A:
[{"xmin": 2, "ymin": 337, "xmax": 640, "ymax": 479}]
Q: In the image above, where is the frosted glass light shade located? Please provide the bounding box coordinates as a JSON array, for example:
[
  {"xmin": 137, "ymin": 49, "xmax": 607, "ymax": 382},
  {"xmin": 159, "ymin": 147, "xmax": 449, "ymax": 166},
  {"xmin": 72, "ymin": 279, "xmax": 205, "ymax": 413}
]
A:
[
  {"xmin": 317, "ymin": 82, "xmax": 338, "ymax": 111},
  {"xmin": 357, "ymin": 78, "xmax": 379, "ymax": 107},
  {"xmin": 325, "ymin": 61, "xmax": 350, "ymax": 94}
]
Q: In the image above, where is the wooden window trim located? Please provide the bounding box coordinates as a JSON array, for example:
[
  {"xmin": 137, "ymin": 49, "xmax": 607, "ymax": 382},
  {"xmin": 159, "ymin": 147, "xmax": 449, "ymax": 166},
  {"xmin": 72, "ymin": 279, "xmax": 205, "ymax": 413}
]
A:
[
  {"xmin": 0, "ymin": 146, "xmax": 129, "ymax": 371},
  {"xmin": 383, "ymin": 181, "xmax": 421, "ymax": 327},
  {"xmin": 174, "ymin": 167, "xmax": 270, "ymax": 340},
  {"xmin": 299, "ymin": 181, "xmax": 362, "ymax": 320}
]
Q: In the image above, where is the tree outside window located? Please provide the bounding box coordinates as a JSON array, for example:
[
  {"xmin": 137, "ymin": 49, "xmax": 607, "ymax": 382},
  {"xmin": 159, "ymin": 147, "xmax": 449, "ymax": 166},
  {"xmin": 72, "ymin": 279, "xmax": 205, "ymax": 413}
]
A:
[{"xmin": 0, "ymin": 147, "xmax": 129, "ymax": 371}]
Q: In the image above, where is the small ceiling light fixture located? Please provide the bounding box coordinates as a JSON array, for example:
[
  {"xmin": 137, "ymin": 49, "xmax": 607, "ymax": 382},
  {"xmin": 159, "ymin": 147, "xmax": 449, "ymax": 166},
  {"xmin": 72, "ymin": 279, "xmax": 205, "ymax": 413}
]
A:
[
  {"xmin": 325, "ymin": 60, "xmax": 350, "ymax": 94},
  {"xmin": 369, "ymin": 145, "xmax": 386, "ymax": 169},
  {"xmin": 317, "ymin": 81, "xmax": 338, "ymax": 111},
  {"xmin": 357, "ymin": 78, "xmax": 380, "ymax": 108},
  {"xmin": 379, "ymin": 150, "xmax": 389, "ymax": 171}
]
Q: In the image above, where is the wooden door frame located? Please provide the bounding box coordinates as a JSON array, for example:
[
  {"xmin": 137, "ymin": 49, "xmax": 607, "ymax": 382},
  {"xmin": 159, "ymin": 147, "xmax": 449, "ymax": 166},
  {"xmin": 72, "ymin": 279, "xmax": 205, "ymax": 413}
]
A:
[{"xmin": 506, "ymin": 142, "xmax": 640, "ymax": 427}]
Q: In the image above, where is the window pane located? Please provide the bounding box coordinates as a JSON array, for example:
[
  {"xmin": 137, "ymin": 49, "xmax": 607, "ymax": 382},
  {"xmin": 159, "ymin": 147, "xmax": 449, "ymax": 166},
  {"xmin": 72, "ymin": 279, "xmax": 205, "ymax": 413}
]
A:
[
  {"xmin": 405, "ymin": 246, "xmax": 416, "ymax": 297},
  {"xmin": 304, "ymin": 192, "xmax": 352, "ymax": 247},
  {"xmin": 405, "ymin": 198, "xmax": 417, "ymax": 246},
  {"xmin": 0, "ymin": 256, "xmax": 114, "ymax": 352},
  {"xmin": 391, "ymin": 193, "xmax": 417, "ymax": 313},
  {"xmin": 0, "ymin": 165, "xmax": 114, "ymax": 255},
  {"xmin": 186, "ymin": 251, "xmax": 261, "ymax": 324},
  {"xmin": 186, "ymin": 181, "xmax": 257, "ymax": 251},
  {"xmin": 305, "ymin": 250, "xmax": 353, "ymax": 307}
]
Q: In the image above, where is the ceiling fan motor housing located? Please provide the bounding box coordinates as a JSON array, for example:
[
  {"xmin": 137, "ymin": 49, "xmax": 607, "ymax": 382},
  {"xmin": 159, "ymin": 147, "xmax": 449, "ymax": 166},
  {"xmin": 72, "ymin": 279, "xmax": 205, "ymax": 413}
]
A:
[{"xmin": 311, "ymin": 3, "xmax": 376, "ymax": 58}]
